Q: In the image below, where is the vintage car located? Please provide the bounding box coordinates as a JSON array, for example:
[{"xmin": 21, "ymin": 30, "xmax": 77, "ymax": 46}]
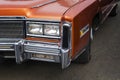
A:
[{"xmin": 0, "ymin": 0, "xmax": 118, "ymax": 69}]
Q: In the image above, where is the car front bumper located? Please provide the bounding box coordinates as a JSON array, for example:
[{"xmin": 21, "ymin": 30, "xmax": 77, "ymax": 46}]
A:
[{"xmin": 0, "ymin": 39, "xmax": 71, "ymax": 69}]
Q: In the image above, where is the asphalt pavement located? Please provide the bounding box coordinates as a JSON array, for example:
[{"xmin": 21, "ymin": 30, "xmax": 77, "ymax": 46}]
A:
[{"xmin": 0, "ymin": 2, "xmax": 120, "ymax": 80}]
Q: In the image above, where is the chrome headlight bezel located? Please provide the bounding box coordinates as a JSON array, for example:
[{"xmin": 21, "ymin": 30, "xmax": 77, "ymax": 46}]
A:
[{"xmin": 26, "ymin": 21, "xmax": 61, "ymax": 38}]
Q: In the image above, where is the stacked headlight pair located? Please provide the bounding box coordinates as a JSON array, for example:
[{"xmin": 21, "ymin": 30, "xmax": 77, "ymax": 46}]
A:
[{"xmin": 27, "ymin": 22, "xmax": 60, "ymax": 37}]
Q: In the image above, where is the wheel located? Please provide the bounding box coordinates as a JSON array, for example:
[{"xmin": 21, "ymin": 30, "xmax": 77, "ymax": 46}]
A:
[
  {"xmin": 109, "ymin": 4, "xmax": 118, "ymax": 17},
  {"xmin": 75, "ymin": 40, "xmax": 91, "ymax": 64},
  {"xmin": 92, "ymin": 16, "xmax": 100, "ymax": 32}
]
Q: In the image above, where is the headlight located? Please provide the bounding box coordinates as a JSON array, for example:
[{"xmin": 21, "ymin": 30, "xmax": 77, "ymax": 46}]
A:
[
  {"xmin": 44, "ymin": 24, "xmax": 60, "ymax": 36},
  {"xmin": 27, "ymin": 22, "xmax": 60, "ymax": 37},
  {"xmin": 28, "ymin": 23, "xmax": 43, "ymax": 35}
]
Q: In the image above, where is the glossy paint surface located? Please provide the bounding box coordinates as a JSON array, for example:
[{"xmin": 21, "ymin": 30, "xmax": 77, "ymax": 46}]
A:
[
  {"xmin": 0, "ymin": 0, "xmax": 83, "ymax": 20},
  {"xmin": 63, "ymin": 0, "xmax": 99, "ymax": 58},
  {"xmin": 0, "ymin": 0, "xmax": 116, "ymax": 58}
]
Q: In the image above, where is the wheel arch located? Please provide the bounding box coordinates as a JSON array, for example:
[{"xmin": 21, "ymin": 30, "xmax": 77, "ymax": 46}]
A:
[{"xmin": 91, "ymin": 12, "xmax": 102, "ymax": 32}]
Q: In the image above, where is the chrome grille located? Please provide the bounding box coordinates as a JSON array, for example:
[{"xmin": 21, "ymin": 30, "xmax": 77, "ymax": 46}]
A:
[
  {"xmin": 0, "ymin": 21, "xmax": 24, "ymax": 38},
  {"xmin": 24, "ymin": 45, "xmax": 60, "ymax": 54}
]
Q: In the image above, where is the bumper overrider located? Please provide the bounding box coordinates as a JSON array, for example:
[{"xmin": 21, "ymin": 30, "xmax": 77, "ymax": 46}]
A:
[{"xmin": 0, "ymin": 18, "xmax": 72, "ymax": 69}]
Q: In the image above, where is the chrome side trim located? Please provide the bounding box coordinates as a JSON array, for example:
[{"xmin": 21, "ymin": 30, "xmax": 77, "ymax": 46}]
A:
[
  {"xmin": 27, "ymin": 34, "xmax": 61, "ymax": 39},
  {"xmin": 0, "ymin": 16, "xmax": 61, "ymax": 22},
  {"xmin": 25, "ymin": 40, "xmax": 58, "ymax": 45},
  {"xmin": 0, "ymin": 49, "xmax": 14, "ymax": 51},
  {"xmin": 27, "ymin": 18, "xmax": 60, "ymax": 22},
  {"xmin": 3, "ymin": 56, "xmax": 15, "ymax": 58},
  {"xmin": 0, "ymin": 16, "xmax": 25, "ymax": 20},
  {"xmin": 26, "ymin": 21, "xmax": 60, "ymax": 25},
  {"xmin": 0, "ymin": 38, "xmax": 22, "ymax": 41},
  {"xmin": 73, "ymin": 49, "xmax": 86, "ymax": 61}
]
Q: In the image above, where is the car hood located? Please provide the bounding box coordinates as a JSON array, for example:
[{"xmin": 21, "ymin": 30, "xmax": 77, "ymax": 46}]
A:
[
  {"xmin": 0, "ymin": 0, "xmax": 57, "ymax": 8},
  {"xmin": 0, "ymin": 0, "xmax": 83, "ymax": 20}
]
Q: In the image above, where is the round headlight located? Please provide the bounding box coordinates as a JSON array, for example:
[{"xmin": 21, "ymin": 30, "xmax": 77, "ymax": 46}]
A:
[
  {"xmin": 28, "ymin": 23, "xmax": 43, "ymax": 34},
  {"xmin": 44, "ymin": 24, "xmax": 60, "ymax": 36}
]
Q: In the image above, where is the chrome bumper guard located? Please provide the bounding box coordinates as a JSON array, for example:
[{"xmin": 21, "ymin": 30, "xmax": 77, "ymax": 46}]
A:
[{"xmin": 0, "ymin": 39, "xmax": 71, "ymax": 69}]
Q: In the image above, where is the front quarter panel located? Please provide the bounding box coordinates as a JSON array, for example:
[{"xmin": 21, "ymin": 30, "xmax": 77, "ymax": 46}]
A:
[{"xmin": 63, "ymin": 0, "xmax": 99, "ymax": 59}]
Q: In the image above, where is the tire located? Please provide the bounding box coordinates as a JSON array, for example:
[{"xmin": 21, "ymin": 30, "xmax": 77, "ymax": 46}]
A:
[
  {"xmin": 109, "ymin": 5, "xmax": 118, "ymax": 17},
  {"xmin": 92, "ymin": 16, "xmax": 100, "ymax": 32},
  {"xmin": 75, "ymin": 41, "xmax": 91, "ymax": 64}
]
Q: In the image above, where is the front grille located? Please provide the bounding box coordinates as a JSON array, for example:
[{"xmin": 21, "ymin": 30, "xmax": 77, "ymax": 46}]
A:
[{"xmin": 0, "ymin": 21, "xmax": 24, "ymax": 38}]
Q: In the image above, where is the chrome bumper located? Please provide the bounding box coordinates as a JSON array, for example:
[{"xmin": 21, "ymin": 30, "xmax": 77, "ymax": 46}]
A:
[{"xmin": 0, "ymin": 39, "xmax": 71, "ymax": 69}]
